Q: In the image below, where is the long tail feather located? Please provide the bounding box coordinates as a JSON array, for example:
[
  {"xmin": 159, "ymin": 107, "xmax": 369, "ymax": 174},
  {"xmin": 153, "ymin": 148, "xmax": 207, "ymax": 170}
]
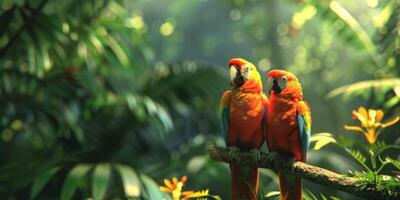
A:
[
  {"xmin": 231, "ymin": 164, "xmax": 259, "ymax": 200},
  {"xmin": 278, "ymin": 172, "xmax": 302, "ymax": 200}
]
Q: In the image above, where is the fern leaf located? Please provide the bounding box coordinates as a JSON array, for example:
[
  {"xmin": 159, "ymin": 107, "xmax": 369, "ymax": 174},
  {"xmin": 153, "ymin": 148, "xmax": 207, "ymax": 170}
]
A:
[{"xmin": 345, "ymin": 148, "xmax": 367, "ymax": 165}]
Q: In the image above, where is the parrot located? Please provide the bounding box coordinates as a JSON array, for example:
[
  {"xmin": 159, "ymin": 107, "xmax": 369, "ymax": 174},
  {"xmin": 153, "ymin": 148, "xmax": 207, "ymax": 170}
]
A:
[
  {"xmin": 220, "ymin": 58, "xmax": 269, "ymax": 200},
  {"xmin": 265, "ymin": 69, "xmax": 311, "ymax": 200}
]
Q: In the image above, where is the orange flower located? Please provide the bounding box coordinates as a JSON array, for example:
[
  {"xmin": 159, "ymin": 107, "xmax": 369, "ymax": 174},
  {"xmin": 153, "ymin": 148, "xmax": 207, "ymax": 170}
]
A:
[
  {"xmin": 344, "ymin": 107, "xmax": 399, "ymax": 144},
  {"xmin": 159, "ymin": 176, "xmax": 210, "ymax": 200}
]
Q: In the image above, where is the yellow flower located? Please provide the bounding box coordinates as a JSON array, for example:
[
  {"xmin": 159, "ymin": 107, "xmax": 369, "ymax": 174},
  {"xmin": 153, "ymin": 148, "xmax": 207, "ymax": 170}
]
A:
[
  {"xmin": 160, "ymin": 176, "xmax": 187, "ymax": 200},
  {"xmin": 159, "ymin": 176, "xmax": 211, "ymax": 200},
  {"xmin": 344, "ymin": 107, "xmax": 399, "ymax": 144},
  {"xmin": 182, "ymin": 189, "xmax": 209, "ymax": 199}
]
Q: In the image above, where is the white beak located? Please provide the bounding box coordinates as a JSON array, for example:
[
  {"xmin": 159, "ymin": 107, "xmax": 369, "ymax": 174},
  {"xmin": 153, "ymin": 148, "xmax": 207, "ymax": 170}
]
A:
[{"xmin": 230, "ymin": 65, "xmax": 239, "ymax": 83}]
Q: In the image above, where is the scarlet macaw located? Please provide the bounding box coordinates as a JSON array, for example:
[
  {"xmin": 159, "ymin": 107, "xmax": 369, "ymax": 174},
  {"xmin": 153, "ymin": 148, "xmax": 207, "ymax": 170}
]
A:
[
  {"xmin": 220, "ymin": 58, "xmax": 268, "ymax": 200},
  {"xmin": 265, "ymin": 70, "xmax": 311, "ymax": 200}
]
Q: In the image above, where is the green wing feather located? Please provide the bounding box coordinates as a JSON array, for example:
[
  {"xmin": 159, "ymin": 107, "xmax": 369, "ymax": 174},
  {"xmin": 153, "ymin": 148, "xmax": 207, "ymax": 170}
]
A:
[
  {"xmin": 221, "ymin": 106, "xmax": 229, "ymax": 144},
  {"xmin": 220, "ymin": 91, "xmax": 231, "ymax": 145}
]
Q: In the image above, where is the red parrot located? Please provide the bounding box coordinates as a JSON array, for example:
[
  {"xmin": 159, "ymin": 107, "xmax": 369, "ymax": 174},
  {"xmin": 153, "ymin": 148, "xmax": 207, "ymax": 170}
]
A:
[
  {"xmin": 220, "ymin": 58, "xmax": 268, "ymax": 200},
  {"xmin": 265, "ymin": 70, "xmax": 311, "ymax": 200}
]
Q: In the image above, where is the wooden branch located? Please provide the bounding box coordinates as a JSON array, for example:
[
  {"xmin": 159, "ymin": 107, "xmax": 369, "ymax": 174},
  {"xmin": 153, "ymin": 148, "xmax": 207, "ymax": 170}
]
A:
[{"xmin": 208, "ymin": 145, "xmax": 399, "ymax": 200}]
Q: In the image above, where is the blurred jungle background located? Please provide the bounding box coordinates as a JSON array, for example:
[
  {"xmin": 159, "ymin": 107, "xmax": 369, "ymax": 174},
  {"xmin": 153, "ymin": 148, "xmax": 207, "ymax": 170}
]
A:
[{"xmin": 0, "ymin": 0, "xmax": 399, "ymax": 199}]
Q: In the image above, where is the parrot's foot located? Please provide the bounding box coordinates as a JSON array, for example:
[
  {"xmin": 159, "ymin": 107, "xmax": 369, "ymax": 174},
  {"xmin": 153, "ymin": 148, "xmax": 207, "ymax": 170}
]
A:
[
  {"xmin": 228, "ymin": 146, "xmax": 240, "ymax": 159},
  {"xmin": 250, "ymin": 148, "xmax": 261, "ymax": 163},
  {"xmin": 268, "ymin": 151, "xmax": 280, "ymax": 169},
  {"xmin": 288, "ymin": 157, "xmax": 296, "ymax": 171},
  {"xmin": 268, "ymin": 151, "xmax": 280, "ymax": 161},
  {"xmin": 268, "ymin": 152, "xmax": 296, "ymax": 171}
]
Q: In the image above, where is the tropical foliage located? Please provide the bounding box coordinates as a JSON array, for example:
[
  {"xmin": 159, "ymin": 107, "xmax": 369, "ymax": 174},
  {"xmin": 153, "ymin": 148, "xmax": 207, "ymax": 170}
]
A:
[
  {"xmin": 310, "ymin": 107, "xmax": 400, "ymax": 199},
  {"xmin": 0, "ymin": 0, "xmax": 225, "ymax": 199},
  {"xmin": 0, "ymin": 0, "xmax": 399, "ymax": 199}
]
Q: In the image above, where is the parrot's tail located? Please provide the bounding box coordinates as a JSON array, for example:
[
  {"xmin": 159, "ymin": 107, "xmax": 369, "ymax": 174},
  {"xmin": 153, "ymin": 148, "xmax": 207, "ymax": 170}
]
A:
[
  {"xmin": 278, "ymin": 172, "xmax": 302, "ymax": 200},
  {"xmin": 231, "ymin": 163, "xmax": 259, "ymax": 200}
]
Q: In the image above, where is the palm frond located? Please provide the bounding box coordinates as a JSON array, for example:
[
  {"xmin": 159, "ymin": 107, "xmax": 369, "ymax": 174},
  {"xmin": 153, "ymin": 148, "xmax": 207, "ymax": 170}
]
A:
[
  {"xmin": 327, "ymin": 78, "xmax": 400, "ymax": 99},
  {"xmin": 374, "ymin": 1, "xmax": 400, "ymax": 75},
  {"xmin": 309, "ymin": 0, "xmax": 376, "ymax": 53}
]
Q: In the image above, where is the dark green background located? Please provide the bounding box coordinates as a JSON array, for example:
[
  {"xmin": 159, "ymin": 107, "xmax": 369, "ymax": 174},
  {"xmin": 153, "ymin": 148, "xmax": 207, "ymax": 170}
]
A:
[{"xmin": 0, "ymin": 0, "xmax": 399, "ymax": 199}]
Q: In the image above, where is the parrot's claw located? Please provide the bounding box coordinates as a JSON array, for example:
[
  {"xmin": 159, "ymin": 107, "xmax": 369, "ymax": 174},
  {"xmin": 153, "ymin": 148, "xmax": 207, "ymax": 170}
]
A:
[
  {"xmin": 250, "ymin": 148, "xmax": 261, "ymax": 163},
  {"xmin": 268, "ymin": 151, "xmax": 280, "ymax": 169},
  {"xmin": 288, "ymin": 157, "xmax": 296, "ymax": 170},
  {"xmin": 228, "ymin": 146, "xmax": 240, "ymax": 159},
  {"xmin": 268, "ymin": 151, "xmax": 280, "ymax": 161}
]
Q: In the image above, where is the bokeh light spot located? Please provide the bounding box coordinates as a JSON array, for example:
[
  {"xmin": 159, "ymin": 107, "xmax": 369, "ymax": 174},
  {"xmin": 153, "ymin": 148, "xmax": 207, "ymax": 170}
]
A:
[
  {"xmin": 278, "ymin": 36, "xmax": 291, "ymax": 48},
  {"xmin": 11, "ymin": 120, "xmax": 23, "ymax": 130},
  {"xmin": 230, "ymin": 9, "xmax": 242, "ymax": 21},
  {"xmin": 2, "ymin": 129, "xmax": 13, "ymax": 141},
  {"xmin": 160, "ymin": 22, "xmax": 175, "ymax": 36},
  {"xmin": 126, "ymin": 16, "xmax": 145, "ymax": 30},
  {"xmin": 277, "ymin": 23, "xmax": 289, "ymax": 36},
  {"xmin": 291, "ymin": 5, "xmax": 317, "ymax": 29},
  {"xmin": 0, "ymin": 35, "xmax": 9, "ymax": 48},
  {"xmin": 62, "ymin": 22, "xmax": 70, "ymax": 33},
  {"xmin": 233, "ymin": 0, "xmax": 244, "ymax": 6},
  {"xmin": 70, "ymin": 32, "xmax": 79, "ymax": 41},
  {"xmin": 367, "ymin": 0, "xmax": 378, "ymax": 8},
  {"xmin": 258, "ymin": 58, "xmax": 271, "ymax": 72}
]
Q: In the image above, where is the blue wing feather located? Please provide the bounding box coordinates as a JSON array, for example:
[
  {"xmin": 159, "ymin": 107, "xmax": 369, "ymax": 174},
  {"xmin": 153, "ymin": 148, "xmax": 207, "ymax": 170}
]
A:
[{"xmin": 297, "ymin": 105, "xmax": 311, "ymax": 161}]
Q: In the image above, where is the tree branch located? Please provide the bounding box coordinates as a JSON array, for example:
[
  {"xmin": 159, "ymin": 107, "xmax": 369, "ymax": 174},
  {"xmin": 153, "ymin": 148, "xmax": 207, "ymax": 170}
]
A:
[{"xmin": 208, "ymin": 145, "xmax": 399, "ymax": 200}]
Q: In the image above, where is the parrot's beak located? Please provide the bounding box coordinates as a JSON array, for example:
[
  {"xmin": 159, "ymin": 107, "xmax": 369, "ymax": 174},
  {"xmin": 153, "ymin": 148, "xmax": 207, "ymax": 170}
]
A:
[
  {"xmin": 230, "ymin": 65, "xmax": 239, "ymax": 83},
  {"xmin": 272, "ymin": 79, "xmax": 282, "ymax": 94},
  {"xmin": 230, "ymin": 65, "xmax": 244, "ymax": 88},
  {"xmin": 266, "ymin": 77, "xmax": 281, "ymax": 97}
]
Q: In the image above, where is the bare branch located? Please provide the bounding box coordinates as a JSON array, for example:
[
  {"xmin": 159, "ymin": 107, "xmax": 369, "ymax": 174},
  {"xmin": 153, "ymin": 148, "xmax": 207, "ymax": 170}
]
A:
[{"xmin": 208, "ymin": 145, "xmax": 399, "ymax": 200}]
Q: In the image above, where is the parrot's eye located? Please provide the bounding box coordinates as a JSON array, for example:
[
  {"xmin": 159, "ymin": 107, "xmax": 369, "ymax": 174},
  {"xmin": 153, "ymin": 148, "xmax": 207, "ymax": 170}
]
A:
[
  {"xmin": 241, "ymin": 65, "xmax": 251, "ymax": 80},
  {"xmin": 282, "ymin": 76, "xmax": 288, "ymax": 82}
]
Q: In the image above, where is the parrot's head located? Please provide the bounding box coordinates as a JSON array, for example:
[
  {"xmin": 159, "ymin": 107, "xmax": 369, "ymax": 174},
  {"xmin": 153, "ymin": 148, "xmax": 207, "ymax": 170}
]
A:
[
  {"xmin": 228, "ymin": 58, "xmax": 262, "ymax": 90},
  {"xmin": 266, "ymin": 69, "xmax": 302, "ymax": 98}
]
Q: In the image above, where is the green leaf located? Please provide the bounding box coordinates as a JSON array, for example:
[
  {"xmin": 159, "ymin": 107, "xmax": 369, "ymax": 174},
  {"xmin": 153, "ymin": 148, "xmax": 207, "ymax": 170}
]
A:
[
  {"xmin": 187, "ymin": 155, "xmax": 208, "ymax": 173},
  {"xmin": 60, "ymin": 164, "xmax": 92, "ymax": 200},
  {"xmin": 139, "ymin": 174, "xmax": 164, "ymax": 200},
  {"xmin": 311, "ymin": 0, "xmax": 376, "ymax": 53},
  {"xmin": 345, "ymin": 148, "xmax": 368, "ymax": 169},
  {"xmin": 384, "ymin": 96, "xmax": 400, "ymax": 109},
  {"xmin": 327, "ymin": 78, "xmax": 400, "ymax": 99},
  {"xmin": 89, "ymin": 34, "xmax": 105, "ymax": 55},
  {"xmin": 303, "ymin": 190, "xmax": 318, "ymax": 200},
  {"xmin": 30, "ymin": 167, "xmax": 60, "ymax": 199},
  {"xmin": 265, "ymin": 191, "xmax": 280, "ymax": 198},
  {"xmin": 125, "ymin": 196, "xmax": 146, "ymax": 200},
  {"xmin": 0, "ymin": 6, "xmax": 15, "ymax": 37},
  {"xmin": 327, "ymin": 1, "xmax": 375, "ymax": 53},
  {"xmin": 309, "ymin": 132, "xmax": 337, "ymax": 150},
  {"xmin": 92, "ymin": 163, "xmax": 111, "ymax": 200},
  {"xmin": 386, "ymin": 157, "xmax": 400, "ymax": 170},
  {"xmin": 107, "ymin": 35, "xmax": 129, "ymax": 68},
  {"xmin": 115, "ymin": 164, "xmax": 141, "ymax": 197}
]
